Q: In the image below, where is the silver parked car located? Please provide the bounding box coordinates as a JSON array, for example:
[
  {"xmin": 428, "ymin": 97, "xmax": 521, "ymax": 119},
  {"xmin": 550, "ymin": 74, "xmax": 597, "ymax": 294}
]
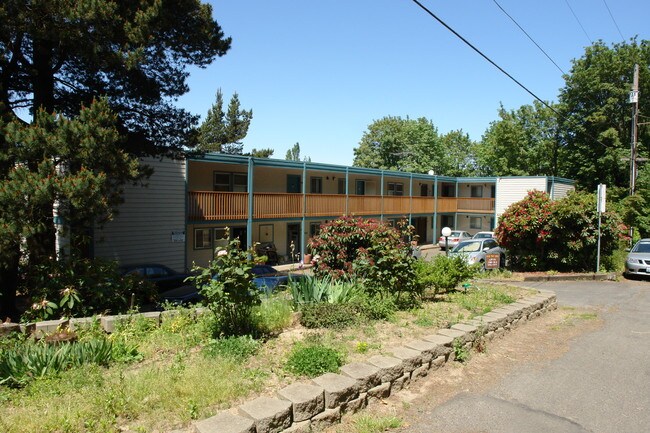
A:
[
  {"xmin": 624, "ymin": 238, "xmax": 650, "ymax": 278},
  {"xmin": 449, "ymin": 238, "xmax": 505, "ymax": 269},
  {"xmin": 438, "ymin": 230, "xmax": 472, "ymax": 250}
]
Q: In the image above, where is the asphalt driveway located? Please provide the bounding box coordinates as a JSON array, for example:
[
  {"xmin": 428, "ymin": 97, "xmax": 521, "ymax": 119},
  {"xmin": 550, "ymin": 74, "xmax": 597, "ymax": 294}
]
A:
[{"xmin": 379, "ymin": 279, "xmax": 650, "ymax": 433}]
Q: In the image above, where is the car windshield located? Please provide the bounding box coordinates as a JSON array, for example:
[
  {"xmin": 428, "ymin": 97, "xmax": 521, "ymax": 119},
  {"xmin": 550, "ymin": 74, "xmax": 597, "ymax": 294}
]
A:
[
  {"xmin": 474, "ymin": 233, "xmax": 492, "ymax": 238},
  {"xmin": 632, "ymin": 242, "xmax": 650, "ymax": 253},
  {"xmin": 452, "ymin": 241, "xmax": 481, "ymax": 253},
  {"xmin": 450, "ymin": 231, "xmax": 464, "ymax": 237}
]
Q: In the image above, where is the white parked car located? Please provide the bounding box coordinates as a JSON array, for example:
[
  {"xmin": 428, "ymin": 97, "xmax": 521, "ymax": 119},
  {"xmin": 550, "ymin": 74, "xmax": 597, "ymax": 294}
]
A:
[
  {"xmin": 449, "ymin": 238, "xmax": 505, "ymax": 269},
  {"xmin": 472, "ymin": 231, "xmax": 495, "ymax": 239},
  {"xmin": 438, "ymin": 230, "xmax": 472, "ymax": 250}
]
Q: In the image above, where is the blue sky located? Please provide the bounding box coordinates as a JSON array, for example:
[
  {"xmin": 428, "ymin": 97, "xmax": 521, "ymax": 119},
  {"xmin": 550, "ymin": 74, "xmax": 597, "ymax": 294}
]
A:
[{"xmin": 177, "ymin": 0, "xmax": 650, "ymax": 166}]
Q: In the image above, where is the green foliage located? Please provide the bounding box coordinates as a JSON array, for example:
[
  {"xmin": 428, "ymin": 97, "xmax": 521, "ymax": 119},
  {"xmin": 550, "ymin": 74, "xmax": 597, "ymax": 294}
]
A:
[
  {"xmin": 20, "ymin": 258, "xmax": 156, "ymax": 321},
  {"xmin": 202, "ymin": 336, "xmax": 260, "ymax": 361},
  {"xmin": 285, "ymin": 343, "xmax": 344, "ymax": 377},
  {"xmin": 1, "ymin": 0, "xmax": 232, "ymax": 319},
  {"xmin": 0, "ymin": 339, "xmax": 114, "ymax": 388},
  {"xmin": 495, "ymin": 190, "xmax": 627, "ymax": 271},
  {"xmin": 309, "ymin": 216, "xmax": 420, "ymax": 300},
  {"xmin": 353, "ymin": 116, "xmax": 477, "ymax": 176},
  {"xmin": 414, "ymin": 255, "xmax": 477, "ymax": 294},
  {"xmin": 558, "ymin": 39, "xmax": 650, "ymax": 191},
  {"xmin": 476, "ymin": 101, "xmax": 560, "ymax": 177},
  {"xmin": 197, "ymin": 90, "xmax": 253, "ymax": 154},
  {"xmin": 290, "ymin": 275, "xmax": 362, "ymax": 306},
  {"xmin": 299, "ymin": 303, "xmax": 362, "ymax": 329},
  {"xmin": 356, "ymin": 294, "xmax": 397, "ymax": 321},
  {"xmin": 285, "ymin": 142, "xmax": 311, "ymax": 162},
  {"xmin": 452, "ymin": 339, "xmax": 470, "ymax": 363},
  {"xmin": 187, "ymin": 233, "xmax": 261, "ymax": 336},
  {"xmin": 251, "ymin": 297, "xmax": 294, "ymax": 335}
]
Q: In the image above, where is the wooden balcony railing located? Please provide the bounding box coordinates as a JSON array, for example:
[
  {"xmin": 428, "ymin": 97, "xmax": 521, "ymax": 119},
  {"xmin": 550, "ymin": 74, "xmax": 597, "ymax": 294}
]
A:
[
  {"xmin": 187, "ymin": 191, "xmax": 495, "ymax": 221},
  {"xmin": 457, "ymin": 198, "xmax": 495, "ymax": 212}
]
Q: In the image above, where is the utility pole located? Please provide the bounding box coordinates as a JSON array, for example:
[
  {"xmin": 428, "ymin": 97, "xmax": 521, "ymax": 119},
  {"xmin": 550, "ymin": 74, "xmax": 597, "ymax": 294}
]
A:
[
  {"xmin": 628, "ymin": 64, "xmax": 640, "ymax": 244},
  {"xmin": 629, "ymin": 64, "xmax": 639, "ymax": 196}
]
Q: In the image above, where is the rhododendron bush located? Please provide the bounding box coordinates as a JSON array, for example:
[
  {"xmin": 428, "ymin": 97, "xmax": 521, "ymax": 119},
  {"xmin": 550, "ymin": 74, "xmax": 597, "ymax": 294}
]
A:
[
  {"xmin": 495, "ymin": 190, "xmax": 627, "ymax": 271},
  {"xmin": 308, "ymin": 216, "xmax": 420, "ymax": 300}
]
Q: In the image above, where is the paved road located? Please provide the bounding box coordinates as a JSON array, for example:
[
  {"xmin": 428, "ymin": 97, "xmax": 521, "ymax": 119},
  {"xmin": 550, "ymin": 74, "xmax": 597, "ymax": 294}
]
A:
[{"xmin": 397, "ymin": 279, "xmax": 650, "ymax": 433}]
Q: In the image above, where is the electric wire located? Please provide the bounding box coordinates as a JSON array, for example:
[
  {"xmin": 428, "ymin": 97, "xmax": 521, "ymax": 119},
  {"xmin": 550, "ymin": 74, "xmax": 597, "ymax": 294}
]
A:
[
  {"xmin": 409, "ymin": 0, "xmax": 558, "ymax": 117},
  {"xmin": 564, "ymin": 0, "xmax": 593, "ymax": 44},
  {"xmin": 492, "ymin": 0, "xmax": 566, "ymax": 76},
  {"xmin": 408, "ymin": 0, "xmax": 615, "ymax": 150},
  {"xmin": 601, "ymin": 0, "xmax": 626, "ymax": 41}
]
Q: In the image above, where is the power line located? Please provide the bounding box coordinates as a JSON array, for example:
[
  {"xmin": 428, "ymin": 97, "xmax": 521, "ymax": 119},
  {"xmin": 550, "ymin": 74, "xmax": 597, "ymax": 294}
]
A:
[
  {"xmin": 409, "ymin": 0, "xmax": 558, "ymax": 116},
  {"xmin": 408, "ymin": 0, "xmax": 615, "ymax": 151},
  {"xmin": 492, "ymin": 0, "xmax": 566, "ymax": 76},
  {"xmin": 601, "ymin": 0, "xmax": 626, "ymax": 41},
  {"xmin": 564, "ymin": 0, "xmax": 593, "ymax": 44}
]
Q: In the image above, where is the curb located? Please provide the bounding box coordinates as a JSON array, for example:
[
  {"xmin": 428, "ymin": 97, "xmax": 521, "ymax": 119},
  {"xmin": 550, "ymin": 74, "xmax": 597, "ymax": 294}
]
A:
[
  {"xmin": 521, "ymin": 273, "xmax": 617, "ymax": 282},
  {"xmin": 189, "ymin": 290, "xmax": 558, "ymax": 433}
]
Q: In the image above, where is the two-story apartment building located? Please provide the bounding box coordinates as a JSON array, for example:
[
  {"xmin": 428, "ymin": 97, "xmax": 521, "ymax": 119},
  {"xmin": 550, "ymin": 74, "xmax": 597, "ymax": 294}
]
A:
[{"xmin": 93, "ymin": 153, "xmax": 574, "ymax": 272}]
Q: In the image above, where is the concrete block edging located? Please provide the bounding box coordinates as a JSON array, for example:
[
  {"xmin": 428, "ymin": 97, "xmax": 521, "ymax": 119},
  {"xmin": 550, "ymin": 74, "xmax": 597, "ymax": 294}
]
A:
[{"xmin": 193, "ymin": 290, "xmax": 557, "ymax": 433}]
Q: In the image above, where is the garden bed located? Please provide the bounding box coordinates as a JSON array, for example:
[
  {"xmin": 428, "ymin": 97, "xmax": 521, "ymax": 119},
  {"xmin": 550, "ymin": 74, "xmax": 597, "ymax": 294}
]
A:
[{"xmin": 0, "ymin": 283, "xmax": 536, "ymax": 433}]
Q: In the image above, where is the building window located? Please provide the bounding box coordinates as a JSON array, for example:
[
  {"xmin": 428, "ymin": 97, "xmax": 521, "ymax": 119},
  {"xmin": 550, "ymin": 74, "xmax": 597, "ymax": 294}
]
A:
[
  {"xmin": 310, "ymin": 177, "xmax": 323, "ymax": 194},
  {"xmin": 387, "ymin": 182, "xmax": 404, "ymax": 196},
  {"xmin": 470, "ymin": 217, "xmax": 482, "ymax": 229},
  {"xmin": 441, "ymin": 215, "xmax": 454, "ymax": 229},
  {"xmin": 195, "ymin": 228, "xmax": 212, "ymax": 249},
  {"xmin": 441, "ymin": 184, "xmax": 455, "ymax": 197},
  {"xmin": 470, "ymin": 185, "xmax": 483, "ymax": 198},
  {"xmin": 355, "ymin": 180, "xmax": 366, "ymax": 195},
  {"xmin": 338, "ymin": 179, "xmax": 346, "ymax": 194},
  {"xmin": 310, "ymin": 222, "xmax": 322, "ymax": 238},
  {"xmin": 214, "ymin": 172, "xmax": 248, "ymax": 192}
]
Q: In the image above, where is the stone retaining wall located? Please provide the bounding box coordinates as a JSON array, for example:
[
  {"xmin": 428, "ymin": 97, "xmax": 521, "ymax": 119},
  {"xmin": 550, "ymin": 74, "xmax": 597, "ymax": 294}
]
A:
[{"xmin": 189, "ymin": 290, "xmax": 558, "ymax": 433}]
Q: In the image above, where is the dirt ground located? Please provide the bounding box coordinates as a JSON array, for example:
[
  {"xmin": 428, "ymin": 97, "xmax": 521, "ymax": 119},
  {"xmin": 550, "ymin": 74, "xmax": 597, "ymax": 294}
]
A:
[{"xmin": 325, "ymin": 306, "xmax": 603, "ymax": 433}]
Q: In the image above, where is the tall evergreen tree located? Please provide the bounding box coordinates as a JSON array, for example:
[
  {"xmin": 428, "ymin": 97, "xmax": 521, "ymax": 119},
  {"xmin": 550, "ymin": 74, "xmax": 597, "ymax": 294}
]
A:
[
  {"xmin": 0, "ymin": 0, "xmax": 231, "ymax": 319},
  {"xmin": 197, "ymin": 89, "xmax": 253, "ymax": 154}
]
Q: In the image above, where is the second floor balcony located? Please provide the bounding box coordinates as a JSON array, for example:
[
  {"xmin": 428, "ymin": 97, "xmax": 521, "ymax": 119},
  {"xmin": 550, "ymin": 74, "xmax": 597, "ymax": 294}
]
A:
[{"xmin": 188, "ymin": 191, "xmax": 495, "ymax": 221}]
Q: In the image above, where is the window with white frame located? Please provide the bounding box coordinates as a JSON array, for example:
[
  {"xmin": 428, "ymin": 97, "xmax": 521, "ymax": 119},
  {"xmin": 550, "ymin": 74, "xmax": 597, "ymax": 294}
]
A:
[
  {"xmin": 387, "ymin": 182, "xmax": 404, "ymax": 196},
  {"xmin": 470, "ymin": 217, "xmax": 482, "ymax": 229}
]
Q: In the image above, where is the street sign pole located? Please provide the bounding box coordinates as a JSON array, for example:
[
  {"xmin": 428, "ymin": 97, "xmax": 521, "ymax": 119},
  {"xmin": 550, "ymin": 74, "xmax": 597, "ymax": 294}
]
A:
[{"xmin": 596, "ymin": 184, "xmax": 606, "ymax": 272}]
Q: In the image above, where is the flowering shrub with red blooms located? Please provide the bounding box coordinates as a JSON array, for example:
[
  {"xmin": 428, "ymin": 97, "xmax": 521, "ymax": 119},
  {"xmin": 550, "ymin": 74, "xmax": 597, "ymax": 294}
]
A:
[
  {"xmin": 495, "ymin": 190, "xmax": 627, "ymax": 271},
  {"xmin": 308, "ymin": 216, "xmax": 420, "ymax": 300},
  {"xmin": 495, "ymin": 190, "xmax": 554, "ymax": 271}
]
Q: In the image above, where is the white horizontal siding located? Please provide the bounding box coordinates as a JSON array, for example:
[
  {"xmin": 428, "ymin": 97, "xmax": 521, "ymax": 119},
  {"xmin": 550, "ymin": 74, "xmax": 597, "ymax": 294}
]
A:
[
  {"xmin": 551, "ymin": 182, "xmax": 574, "ymax": 200},
  {"xmin": 495, "ymin": 177, "xmax": 547, "ymax": 218},
  {"xmin": 94, "ymin": 157, "xmax": 187, "ymax": 272}
]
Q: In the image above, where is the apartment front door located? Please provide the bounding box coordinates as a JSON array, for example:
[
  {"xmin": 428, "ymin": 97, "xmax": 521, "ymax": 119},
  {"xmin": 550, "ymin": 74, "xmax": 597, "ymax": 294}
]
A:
[
  {"xmin": 286, "ymin": 223, "xmax": 301, "ymax": 261},
  {"xmin": 414, "ymin": 217, "xmax": 427, "ymax": 242},
  {"xmin": 231, "ymin": 227, "xmax": 247, "ymax": 249}
]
